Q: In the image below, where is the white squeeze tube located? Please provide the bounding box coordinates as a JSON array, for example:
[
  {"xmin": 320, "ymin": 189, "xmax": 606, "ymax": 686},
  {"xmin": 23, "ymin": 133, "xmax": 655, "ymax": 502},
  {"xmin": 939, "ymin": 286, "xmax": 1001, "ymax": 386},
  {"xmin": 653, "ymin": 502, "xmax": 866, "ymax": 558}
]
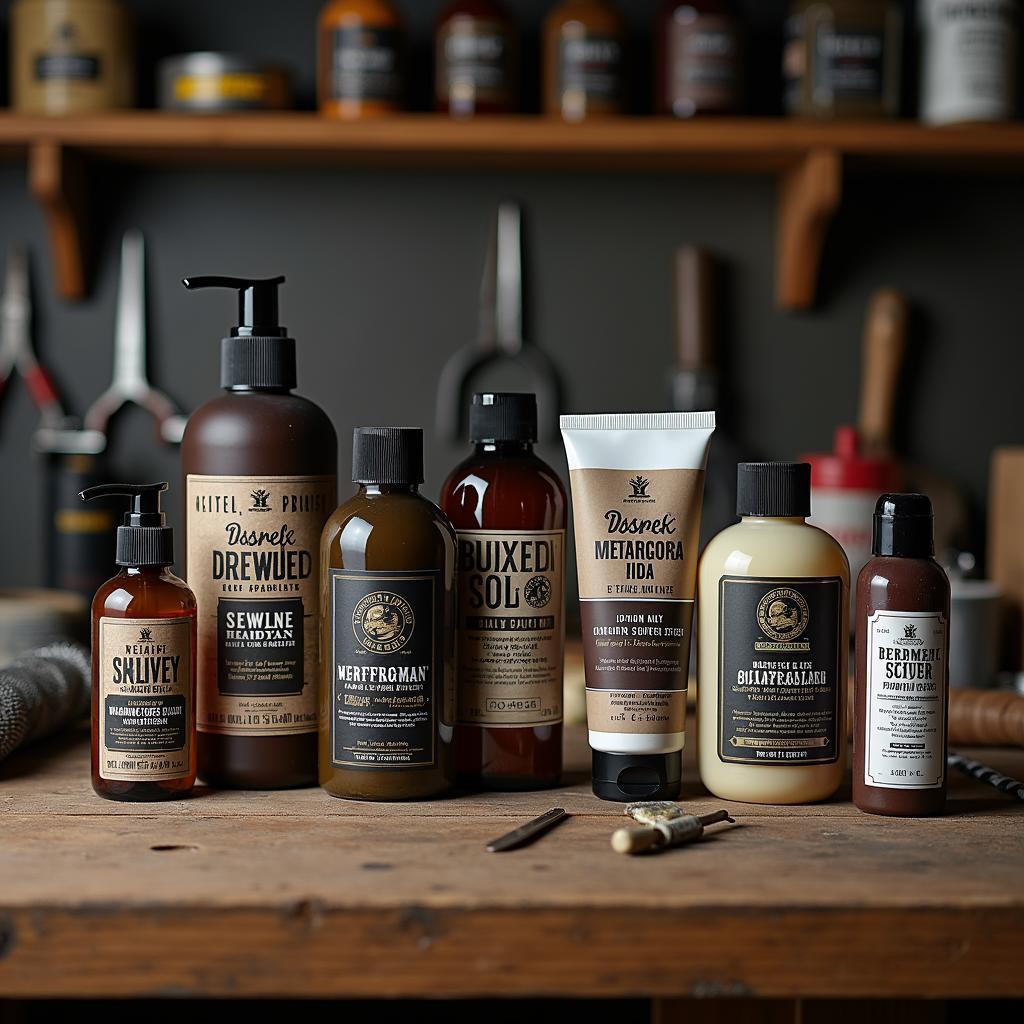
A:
[{"xmin": 560, "ymin": 412, "xmax": 715, "ymax": 802}]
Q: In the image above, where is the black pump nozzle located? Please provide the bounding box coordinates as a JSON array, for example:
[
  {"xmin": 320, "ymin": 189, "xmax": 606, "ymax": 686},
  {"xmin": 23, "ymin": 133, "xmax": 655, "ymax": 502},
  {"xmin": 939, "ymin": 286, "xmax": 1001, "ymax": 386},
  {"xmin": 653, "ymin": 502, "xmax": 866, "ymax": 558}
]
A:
[
  {"xmin": 80, "ymin": 482, "xmax": 173, "ymax": 566},
  {"xmin": 182, "ymin": 275, "xmax": 286, "ymax": 337},
  {"xmin": 182, "ymin": 274, "xmax": 296, "ymax": 390}
]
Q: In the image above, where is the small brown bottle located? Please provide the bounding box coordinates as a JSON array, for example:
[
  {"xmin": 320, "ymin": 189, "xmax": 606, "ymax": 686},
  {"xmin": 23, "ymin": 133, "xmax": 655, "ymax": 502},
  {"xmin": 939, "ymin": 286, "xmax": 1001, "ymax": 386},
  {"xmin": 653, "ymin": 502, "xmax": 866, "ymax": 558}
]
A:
[
  {"xmin": 656, "ymin": 0, "xmax": 742, "ymax": 118},
  {"xmin": 320, "ymin": 428, "xmax": 456, "ymax": 800},
  {"xmin": 854, "ymin": 494, "xmax": 950, "ymax": 816},
  {"xmin": 441, "ymin": 393, "xmax": 567, "ymax": 790},
  {"xmin": 435, "ymin": 0, "xmax": 518, "ymax": 117},
  {"xmin": 543, "ymin": 0, "xmax": 626, "ymax": 122},
  {"xmin": 81, "ymin": 483, "xmax": 197, "ymax": 802},
  {"xmin": 318, "ymin": 0, "xmax": 404, "ymax": 119}
]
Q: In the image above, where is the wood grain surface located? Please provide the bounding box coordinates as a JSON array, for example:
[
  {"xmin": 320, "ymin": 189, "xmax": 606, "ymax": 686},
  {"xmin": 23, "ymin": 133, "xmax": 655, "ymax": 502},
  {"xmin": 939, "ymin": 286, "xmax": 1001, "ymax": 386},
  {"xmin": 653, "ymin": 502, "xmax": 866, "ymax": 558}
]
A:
[{"xmin": 0, "ymin": 725, "xmax": 1021, "ymax": 1000}]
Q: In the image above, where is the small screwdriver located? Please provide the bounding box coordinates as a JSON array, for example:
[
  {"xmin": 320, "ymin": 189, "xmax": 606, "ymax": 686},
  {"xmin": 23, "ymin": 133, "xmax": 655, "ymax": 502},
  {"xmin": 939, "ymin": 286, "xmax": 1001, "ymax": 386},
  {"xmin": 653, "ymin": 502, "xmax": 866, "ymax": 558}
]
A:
[{"xmin": 611, "ymin": 809, "xmax": 734, "ymax": 855}]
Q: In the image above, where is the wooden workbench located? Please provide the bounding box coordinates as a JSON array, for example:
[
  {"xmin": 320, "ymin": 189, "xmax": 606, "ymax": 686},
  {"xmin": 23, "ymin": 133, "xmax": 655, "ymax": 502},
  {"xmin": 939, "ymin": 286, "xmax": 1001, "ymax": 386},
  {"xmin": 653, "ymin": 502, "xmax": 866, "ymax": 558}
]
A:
[{"xmin": 0, "ymin": 725, "xmax": 1021, "ymax": 1006}]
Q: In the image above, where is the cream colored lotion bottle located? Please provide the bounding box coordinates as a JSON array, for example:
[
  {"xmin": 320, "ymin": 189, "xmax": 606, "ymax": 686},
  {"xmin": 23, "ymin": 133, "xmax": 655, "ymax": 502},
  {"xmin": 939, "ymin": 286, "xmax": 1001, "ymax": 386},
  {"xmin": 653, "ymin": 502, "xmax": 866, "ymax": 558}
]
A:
[{"xmin": 697, "ymin": 463, "xmax": 849, "ymax": 804}]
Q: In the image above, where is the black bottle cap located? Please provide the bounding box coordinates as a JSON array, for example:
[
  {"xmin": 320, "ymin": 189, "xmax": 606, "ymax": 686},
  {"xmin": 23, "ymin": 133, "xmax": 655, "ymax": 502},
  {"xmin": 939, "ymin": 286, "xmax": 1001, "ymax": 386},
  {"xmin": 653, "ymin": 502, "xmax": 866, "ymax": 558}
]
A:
[
  {"xmin": 182, "ymin": 275, "xmax": 296, "ymax": 390},
  {"xmin": 470, "ymin": 392, "xmax": 537, "ymax": 443},
  {"xmin": 736, "ymin": 462, "xmax": 811, "ymax": 518},
  {"xmin": 353, "ymin": 427, "xmax": 424, "ymax": 485},
  {"xmin": 80, "ymin": 482, "xmax": 174, "ymax": 567},
  {"xmin": 591, "ymin": 750, "xmax": 682, "ymax": 802},
  {"xmin": 872, "ymin": 493, "xmax": 934, "ymax": 558}
]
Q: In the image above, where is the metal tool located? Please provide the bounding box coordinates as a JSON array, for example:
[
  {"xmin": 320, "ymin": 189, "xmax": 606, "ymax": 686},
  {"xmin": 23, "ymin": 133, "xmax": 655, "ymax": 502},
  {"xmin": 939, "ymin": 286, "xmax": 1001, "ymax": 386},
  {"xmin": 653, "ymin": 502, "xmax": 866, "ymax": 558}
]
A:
[
  {"xmin": 485, "ymin": 807, "xmax": 568, "ymax": 852},
  {"xmin": 0, "ymin": 247, "xmax": 75, "ymax": 442},
  {"xmin": 82, "ymin": 230, "xmax": 188, "ymax": 448},
  {"xmin": 611, "ymin": 809, "xmax": 734, "ymax": 855},
  {"xmin": 948, "ymin": 752, "xmax": 1024, "ymax": 802},
  {"xmin": 436, "ymin": 202, "xmax": 563, "ymax": 442}
]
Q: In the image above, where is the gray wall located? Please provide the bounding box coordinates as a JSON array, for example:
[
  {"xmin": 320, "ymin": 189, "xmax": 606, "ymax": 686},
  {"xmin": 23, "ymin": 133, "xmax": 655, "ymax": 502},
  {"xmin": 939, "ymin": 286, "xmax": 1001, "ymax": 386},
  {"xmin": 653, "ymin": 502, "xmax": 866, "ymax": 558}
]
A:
[{"xmin": 0, "ymin": 0, "xmax": 1021, "ymax": 587}]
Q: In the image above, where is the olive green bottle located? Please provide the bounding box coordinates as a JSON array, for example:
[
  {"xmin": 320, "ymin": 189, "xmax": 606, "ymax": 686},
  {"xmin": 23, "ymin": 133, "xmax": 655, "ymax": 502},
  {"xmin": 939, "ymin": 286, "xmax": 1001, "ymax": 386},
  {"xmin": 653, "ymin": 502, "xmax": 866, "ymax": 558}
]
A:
[{"xmin": 319, "ymin": 427, "xmax": 456, "ymax": 800}]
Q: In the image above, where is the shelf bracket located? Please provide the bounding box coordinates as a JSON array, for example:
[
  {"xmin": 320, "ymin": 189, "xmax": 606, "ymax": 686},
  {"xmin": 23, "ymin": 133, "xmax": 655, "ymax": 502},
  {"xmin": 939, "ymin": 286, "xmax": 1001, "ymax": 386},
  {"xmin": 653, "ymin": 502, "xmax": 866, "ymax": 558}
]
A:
[
  {"xmin": 29, "ymin": 141, "xmax": 89, "ymax": 302},
  {"xmin": 776, "ymin": 147, "xmax": 842, "ymax": 310}
]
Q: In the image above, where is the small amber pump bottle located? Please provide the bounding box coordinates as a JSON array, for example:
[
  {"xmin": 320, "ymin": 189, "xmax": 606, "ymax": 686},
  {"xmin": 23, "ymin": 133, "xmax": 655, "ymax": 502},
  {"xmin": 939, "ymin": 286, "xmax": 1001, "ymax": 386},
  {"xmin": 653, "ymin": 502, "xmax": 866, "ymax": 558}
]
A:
[
  {"xmin": 320, "ymin": 428, "xmax": 457, "ymax": 800},
  {"xmin": 854, "ymin": 494, "xmax": 949, "ymax": 816},
  {"xmin": 441, "ymin": 393, "xmax": 567, "ymax": 789},
  {"xmin": 81, "ymin": 482, "xmax": 197, "ymax": 802}
]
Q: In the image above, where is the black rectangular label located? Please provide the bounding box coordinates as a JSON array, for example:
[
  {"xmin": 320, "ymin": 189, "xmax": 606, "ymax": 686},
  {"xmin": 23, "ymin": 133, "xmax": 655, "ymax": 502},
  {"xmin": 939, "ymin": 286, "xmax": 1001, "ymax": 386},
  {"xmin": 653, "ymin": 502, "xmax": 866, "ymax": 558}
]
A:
[
  {"xmin": 330, "ymin": 569, "xmax": 440, "ymax": 770},
  {"xmin": 103, "ymin": 694, "xmax": 187, "ymax": 753},
  {"xmin": 216, "ymin": 597, "xmax": 304, "ymax": 696},
  {"xmin": 35, "ymin": 54, "xmax": 100, "ymax": 81},
  {"xmin": 718, "ymin": 576, "xmax": 842, "ymax": 765},
  {"xmin": 331, "ymin": 26, "xmax": 402, "ymax": 101}
]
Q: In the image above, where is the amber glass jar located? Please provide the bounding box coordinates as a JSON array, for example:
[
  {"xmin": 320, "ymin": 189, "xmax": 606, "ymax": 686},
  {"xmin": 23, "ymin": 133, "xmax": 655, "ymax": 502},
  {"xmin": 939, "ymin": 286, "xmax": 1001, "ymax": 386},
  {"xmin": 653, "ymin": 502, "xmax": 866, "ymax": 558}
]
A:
[
  {"xmin": 318, "ymin": 0, "xmax": 404, "ymax": 119},
  {"xmin": 544, "ymin": 0, "xmax": 626, "ymax": 121},
  {"xmin": 320, "ymin": 428, "xmax": 457, "ymax": 801},
  {"xmin": 441, "ymin": 394, "xmax": 567, "ymax": 790},
  {"xmin": 435, "ymin": 0, "xmax": 518, "ymax": 116}
]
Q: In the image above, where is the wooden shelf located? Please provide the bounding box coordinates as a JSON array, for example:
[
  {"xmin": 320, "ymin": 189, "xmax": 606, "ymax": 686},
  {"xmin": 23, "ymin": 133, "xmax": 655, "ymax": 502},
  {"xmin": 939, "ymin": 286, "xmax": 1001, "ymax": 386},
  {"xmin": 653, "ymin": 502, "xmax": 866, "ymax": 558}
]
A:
[
  {"xmin": 3, "ymin": 113, "xmax": 1023, "ymax": 306},
  {"xmin": 1, "ymin": 725, "xmax": 1023, "ymax": 1001}
]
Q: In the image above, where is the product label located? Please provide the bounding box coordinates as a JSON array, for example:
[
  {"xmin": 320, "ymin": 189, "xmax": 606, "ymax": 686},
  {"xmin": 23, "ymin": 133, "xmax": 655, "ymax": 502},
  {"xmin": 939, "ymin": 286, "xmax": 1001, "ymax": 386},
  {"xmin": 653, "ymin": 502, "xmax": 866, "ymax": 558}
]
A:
[
  {"xmin": 718, "ymin": 576, "xmax": 843, "ymax": 765},
  {"xmin": 329, "ymin": 568, "xmax": 444, "ymax": 769},
  {"xmin": 35, "ymin": 53, "xmax": 101, "ymax": 81},
  {"xmin": 186, "ymin": 474, "xmax": 335, "ymax": 737},
  {"xmin": 667, "ymin": 13, "xmax": 740, "ymax": 115},
  {"xmin": 864, "ymin": 610, "xmax": 947, "ymax": 789},
  {"xmin": 921, "ymin": 0, "xmax": 1015, "ymax": 123},
  {"xmin": 570, "ymin": 467, "xmax": 703, "ymax": 734},
  {"xmin": 815, "ymin": 25, "xmax": 886, "ymax": 101},
  {"xmin": 559, "ymin": 34, "xmax": 623, "ymax": 105},
  {"xmin": 436, "ymin": 18, "xmax": 512, "ymax": 109},
  {"xmin": 330, "ymin": 26, "xmax": 402, "ymax": 102},
  {"xmin": 456, "ymin": 529, "xmax": 564, "ymax": 728},
  {"xmin": 98, "ymin": 617, "xmax": 192, "ymax": 782}
]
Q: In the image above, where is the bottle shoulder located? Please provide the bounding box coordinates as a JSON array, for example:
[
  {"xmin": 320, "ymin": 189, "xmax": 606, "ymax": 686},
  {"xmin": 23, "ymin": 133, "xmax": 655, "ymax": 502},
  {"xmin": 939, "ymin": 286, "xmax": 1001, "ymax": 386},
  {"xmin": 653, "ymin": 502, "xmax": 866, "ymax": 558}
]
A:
[
  {"xmin": 324, "ymin": 490, "xmax": 455, "ymax": 539},
  {"xmin": 700, "ymin": 519, "xmax": 850, "ymax": 582},
  {"xmin": 93, "ymin": 571, "xmax": 198, "ymax": 617}
]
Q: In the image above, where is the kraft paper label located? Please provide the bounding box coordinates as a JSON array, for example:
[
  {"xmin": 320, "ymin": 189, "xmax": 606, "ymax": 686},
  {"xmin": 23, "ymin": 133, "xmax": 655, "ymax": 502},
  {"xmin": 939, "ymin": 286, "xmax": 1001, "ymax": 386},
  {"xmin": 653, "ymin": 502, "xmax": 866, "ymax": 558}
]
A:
[
  {"xmin": 329, "ymin": 568, "xmax": 443, "ymax": 769},
  {"xmin": 98, "ymin": 617, "xmax": 192, "ymax": 782},
  {"xmin": 864, "ymin": 610, "xmax": 947, "ymax": 790},
  {"xmin": 718, "ymin": 576, "xmax": 843, "ymax": 765},
  {"xmin": 456, "ymin": 529, "xmax": 564, "ymax": 728},
  {"xmin": 186, "ymin": 474, "xmax": 336, "ymax": 737},
  {"xmin": 570, "ymin": 467, "xmax": 703, "ymax": 733}
]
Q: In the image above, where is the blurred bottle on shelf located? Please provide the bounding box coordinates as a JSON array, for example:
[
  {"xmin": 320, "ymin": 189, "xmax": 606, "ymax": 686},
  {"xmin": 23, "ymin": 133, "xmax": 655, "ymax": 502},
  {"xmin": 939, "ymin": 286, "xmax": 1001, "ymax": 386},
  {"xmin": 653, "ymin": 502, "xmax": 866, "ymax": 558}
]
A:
[
  {"xmin": 543, "ymin": 0, "xmax": 626, "ymax": 122},
  {"xmin": 920, "ymin": 0, "xmax": 1018, "ymax": 126},
  {"xmin": 783, "ymin": 0, "xmax": 902, "ymax": 119},
  {"xmin": 11, "ymin": 0, "xmax": 135, "ymax": 115},
  {"xmin": 435, "ymin": 0, "xmax": 518, "ymax": 117},
  {"xmin": 318, "ymin": 0, "xmax": 405, "ymax": 119},
  {"xmin": 656, "ymin": 0, "xmax": 743, "ymax": 118}
]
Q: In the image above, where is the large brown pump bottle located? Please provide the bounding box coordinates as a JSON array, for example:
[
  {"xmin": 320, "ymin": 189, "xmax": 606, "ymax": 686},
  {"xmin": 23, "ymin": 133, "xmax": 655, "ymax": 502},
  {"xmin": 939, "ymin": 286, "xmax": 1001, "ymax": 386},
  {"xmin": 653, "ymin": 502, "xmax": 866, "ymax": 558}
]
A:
[
  {"xmin": 181, "ymin": 277, "xmax": 337, "ymax": 789},
  {"xmin": 441, "ymin": 393, "xmax": 567, "ymax": 790}
]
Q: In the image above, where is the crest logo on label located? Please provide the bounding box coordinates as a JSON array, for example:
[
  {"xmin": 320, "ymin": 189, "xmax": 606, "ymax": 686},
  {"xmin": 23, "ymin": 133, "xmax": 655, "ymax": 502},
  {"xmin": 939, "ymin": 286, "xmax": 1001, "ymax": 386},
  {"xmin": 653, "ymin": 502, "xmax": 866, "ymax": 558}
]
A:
[
  {"xmin": 756, "ymin": 588, "xmax": 810, "ymax": 643},
  {"xmin": 896, "ymin": 621, "xmax": 924, "ymax": 646},
  {"xmin": 623, "ymin": 474, "xmax": 656, "ymax": 504},
  {"xmin": 138, "ymin": 627, "xmax": 153, "ymax": 642},
  {"xmin": 524, "ymin": 575, "xmax": 552, "ymax": 609},
  {"xmin": 249, "ymin": 488, "xmax": 272, "ymax": 512},
  {"xmin": 353, "ymin": 591, "xmax": 415, "ymax": 654}
]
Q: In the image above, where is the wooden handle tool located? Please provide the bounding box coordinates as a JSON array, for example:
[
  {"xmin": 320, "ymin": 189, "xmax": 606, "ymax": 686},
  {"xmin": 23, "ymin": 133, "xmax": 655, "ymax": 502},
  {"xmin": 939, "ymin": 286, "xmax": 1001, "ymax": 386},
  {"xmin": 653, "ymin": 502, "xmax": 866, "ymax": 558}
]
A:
[
  {"xmin": 857, "ymin": 287, "xmax": 908, "ymax": 457},
  {"xmin": 949, "ymin": 689, "xmax": 1024, "ymax": 748},
  {"xmin": 611, "ymin": 809, "xmax": 734, "ymax": 856}
]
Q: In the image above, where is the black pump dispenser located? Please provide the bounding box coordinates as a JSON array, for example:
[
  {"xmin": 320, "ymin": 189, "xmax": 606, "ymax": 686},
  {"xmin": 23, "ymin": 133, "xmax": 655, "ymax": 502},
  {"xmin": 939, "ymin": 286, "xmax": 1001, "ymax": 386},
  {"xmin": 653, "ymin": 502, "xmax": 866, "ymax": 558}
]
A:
[
  {"xmin": 182, "ymin": 275, "xmax": 296, "ymax": 390},
  {"xmin": 80, "ymin": 482, "xmax": 174, "ymax": 567}
]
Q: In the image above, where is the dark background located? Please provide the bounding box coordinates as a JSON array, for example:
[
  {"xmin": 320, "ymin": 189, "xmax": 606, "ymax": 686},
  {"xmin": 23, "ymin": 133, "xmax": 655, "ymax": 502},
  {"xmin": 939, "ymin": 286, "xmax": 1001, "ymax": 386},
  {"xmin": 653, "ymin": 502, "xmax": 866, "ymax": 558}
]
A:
[{"xmin": 0, "ymin": 0, "xmax": 1020, "ymax": 588}]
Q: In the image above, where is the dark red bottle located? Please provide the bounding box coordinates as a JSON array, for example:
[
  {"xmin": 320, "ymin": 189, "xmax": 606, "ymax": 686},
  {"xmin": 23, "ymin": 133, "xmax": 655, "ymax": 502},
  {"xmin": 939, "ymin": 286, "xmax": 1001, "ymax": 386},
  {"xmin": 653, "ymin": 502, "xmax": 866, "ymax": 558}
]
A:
[
  {"xmin": 435, "ymin": 0, "xmax": 518, "ymax": 116},
  {"xmin": 854, "ymin": 494, "xmax": 950, "ymax": 816},
  {"xmin": 82, "ymin": 483, "xmax": 197, "ymax": 802},
  {"xmin": 440, "ymin": 393, "xmax": 567, "ymax": 789}
]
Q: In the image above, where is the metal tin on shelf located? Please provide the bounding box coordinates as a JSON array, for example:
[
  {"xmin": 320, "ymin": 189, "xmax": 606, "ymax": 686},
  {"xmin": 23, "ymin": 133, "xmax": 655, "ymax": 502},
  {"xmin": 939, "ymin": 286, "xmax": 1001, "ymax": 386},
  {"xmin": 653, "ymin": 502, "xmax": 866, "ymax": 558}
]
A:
[{"xmin": 157, "ymin": 53, "xmax": 291, "ymax": 112}]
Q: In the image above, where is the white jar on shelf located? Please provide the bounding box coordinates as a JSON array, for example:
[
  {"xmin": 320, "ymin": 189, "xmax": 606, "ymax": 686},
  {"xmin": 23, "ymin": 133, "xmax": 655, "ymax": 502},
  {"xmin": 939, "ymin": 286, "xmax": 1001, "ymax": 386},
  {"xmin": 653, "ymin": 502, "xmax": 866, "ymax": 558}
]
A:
[{"xmin": 920, "ymin": 0, "xmax": 1018, "ymax": 125}]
